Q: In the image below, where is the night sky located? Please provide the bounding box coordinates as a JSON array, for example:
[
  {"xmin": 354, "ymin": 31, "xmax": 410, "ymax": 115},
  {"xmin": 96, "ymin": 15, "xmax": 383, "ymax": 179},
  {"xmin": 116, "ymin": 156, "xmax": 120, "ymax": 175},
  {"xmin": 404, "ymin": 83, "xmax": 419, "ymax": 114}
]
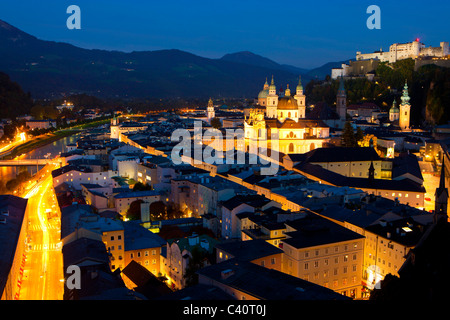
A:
[{"xmin": 1, "ymin": 0, "xmax": 448, "ymax": 69}]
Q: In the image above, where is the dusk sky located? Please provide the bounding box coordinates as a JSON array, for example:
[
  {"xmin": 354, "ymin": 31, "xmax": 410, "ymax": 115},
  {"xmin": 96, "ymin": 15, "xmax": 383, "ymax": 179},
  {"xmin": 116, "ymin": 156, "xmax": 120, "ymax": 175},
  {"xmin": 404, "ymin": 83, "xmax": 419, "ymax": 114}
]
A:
[{"xmin": 1, "ymin": 0, "xmax": 449, "ymax": 69}]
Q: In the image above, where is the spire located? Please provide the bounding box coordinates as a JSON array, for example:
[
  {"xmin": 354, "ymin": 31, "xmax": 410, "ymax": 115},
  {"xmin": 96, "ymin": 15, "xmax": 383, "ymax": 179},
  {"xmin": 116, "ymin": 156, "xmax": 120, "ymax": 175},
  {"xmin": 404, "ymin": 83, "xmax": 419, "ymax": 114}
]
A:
[
  {"xmin": 401, "ymin": 80, "xmax": 410, "ymax": 105},
  {"xmin": 296, "ymin": 76, "xmax": 303, "ymax": 92},
  {"xmin": 263, "ymin": 77, "xmax": 269, "ymax": 90},
  {"xmin": 338, "ymin": 76, "xmax": 346, "ymax": 95},
  {"xmin": 437, "ymin": 160, "xmax": 447, "ymax": 195},
  {"xmin": 269, "ymin": 75, "xmax": 276, "ymax": 93},
  {"xmin": 368, "ymin": 161, "xmax": 375, "ymax": 181},
  {"xmin": 435, "ymin": 160, "xmax": 449, "ymax": 223}
]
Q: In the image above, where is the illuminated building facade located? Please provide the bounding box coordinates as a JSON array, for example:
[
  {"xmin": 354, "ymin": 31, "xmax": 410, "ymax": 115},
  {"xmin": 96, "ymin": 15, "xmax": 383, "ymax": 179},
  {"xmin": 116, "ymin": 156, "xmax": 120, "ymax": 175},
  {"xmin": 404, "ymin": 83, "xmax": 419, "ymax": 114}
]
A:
[{"xmin": 245, "ymin": 76, "xmax": 330, "ymax": 155}]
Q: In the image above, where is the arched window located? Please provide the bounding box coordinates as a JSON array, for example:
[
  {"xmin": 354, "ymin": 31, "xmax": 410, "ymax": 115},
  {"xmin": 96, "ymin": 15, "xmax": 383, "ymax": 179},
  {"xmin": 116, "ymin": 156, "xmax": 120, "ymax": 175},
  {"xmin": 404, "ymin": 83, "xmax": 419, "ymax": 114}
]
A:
[
  {"xmin": 310, "ymin": 143, "xmax": 315, "ymax": 151},
  {"xmin": 288, "ymin": 112, "xmax": 291, "ymax": 118},
  {"xmin": 281, "ymin": 112, "xmax": 283, "ymax": 118},
  {"xmin": 289, "ymin": 143, "xmax": 294, "ymax": 153}
]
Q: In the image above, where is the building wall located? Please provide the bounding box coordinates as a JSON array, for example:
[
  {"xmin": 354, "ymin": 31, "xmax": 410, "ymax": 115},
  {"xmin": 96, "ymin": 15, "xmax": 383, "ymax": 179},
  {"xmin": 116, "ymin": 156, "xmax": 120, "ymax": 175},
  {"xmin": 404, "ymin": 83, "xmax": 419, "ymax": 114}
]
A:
[
  {"xmin": 281, "ymin": 239, "xmax": 365, "ymax": 299},
  {"xmin": 311, "ymin": 160, "xmax": 382, "ymax": 179},
  {"xmin": 1, "ymin": 204, "xmax": 29, "ymax": 300},
  {"xmin": 221, "ymin": 203, "xmax": 255, "ymax": 239},
  {"xmin": 125, "ymin": 246, "xmax": 162, "ymax": 276},
  {"xmin": 53, "ymin": 170, "xmax": 118, "ymax": 190},
  {"xmin": 114, "ymin": 194, "xmax": 161, "ymax": 216},
  {"xmin": 103, "ymin": 229, "xmax": 125, "ymax": 271},
  {"xmin": 363, "ymin": 187, "xmax": 424, "ymax": 208}
]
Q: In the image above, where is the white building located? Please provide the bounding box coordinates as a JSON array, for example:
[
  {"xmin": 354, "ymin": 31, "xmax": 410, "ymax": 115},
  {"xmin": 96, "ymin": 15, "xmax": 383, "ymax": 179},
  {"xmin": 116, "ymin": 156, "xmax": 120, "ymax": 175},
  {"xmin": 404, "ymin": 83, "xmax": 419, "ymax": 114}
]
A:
[
  {"xmin": 356, "ymin": 40, "xmax": 449, "ymax": 63},
  {"xmin": 52, "ymin": 165, "xmax": 118, "ymax": 190}
]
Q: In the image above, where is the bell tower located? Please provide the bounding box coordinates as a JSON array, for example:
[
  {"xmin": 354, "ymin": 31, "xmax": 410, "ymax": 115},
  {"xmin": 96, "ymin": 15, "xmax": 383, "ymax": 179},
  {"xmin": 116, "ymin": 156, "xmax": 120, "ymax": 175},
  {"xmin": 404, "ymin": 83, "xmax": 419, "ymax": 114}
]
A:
[
  {"xmin": 434, "ymin": 159, "xmax": 449, "ymax": 223},
  {"xmin": 294, "ymin": 76, "xmax": 306, "ymax": 118},
  {"xmin": 266, "ymin": 75, "xmax": 279, "ymax": 118},
  {"xmin": 207, "ymin": 98, "xmax": 215, "ymax": 123},
  {"xmin": 399, "ymin": 80, "xmax": 411, "ymax": 131},
  {"xmin": 336, "ymin": 76, "xmax": 347, "ymax": 122}
]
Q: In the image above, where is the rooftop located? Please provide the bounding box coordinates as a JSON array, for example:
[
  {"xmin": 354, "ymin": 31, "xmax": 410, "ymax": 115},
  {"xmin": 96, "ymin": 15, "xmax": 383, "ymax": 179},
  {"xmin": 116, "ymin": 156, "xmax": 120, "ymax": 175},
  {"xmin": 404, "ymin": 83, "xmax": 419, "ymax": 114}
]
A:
[
  {"xmin": 196, "ymin": 258, "xmax": 350, "ymax": 300},
  {"xmin": 282, "ymin": 213, "xmax": 365, "ymax": 249},
  {"xmin": 215, "ymin": 239, "xmax": 283, "ymax": 261}
]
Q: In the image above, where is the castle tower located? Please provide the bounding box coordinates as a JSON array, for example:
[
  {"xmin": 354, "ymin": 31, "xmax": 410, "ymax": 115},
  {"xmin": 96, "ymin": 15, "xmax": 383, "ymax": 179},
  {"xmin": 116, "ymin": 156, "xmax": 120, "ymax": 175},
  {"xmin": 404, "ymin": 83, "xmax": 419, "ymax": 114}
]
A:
[
  {"xmin": 434, "ymin": 159, "xmax": 449, "ymax": 223},
  {"xmin": 294, "ymin": 76, "xmax": 306, "ymax": 119},
  {"xmin": 207, "ymin": 98, "xmax": 215, "ymax": 122},
  {"xmin": 389, "ymin": 100, "xmax": 400, "ymax": 122},
  {"xmin": 336, "ymin": 76, "xmax": 347, "ymax": 122},
  {"xmin": 399, "ymin": 80, "xmax": 411, "ymax": 131},
  {"xmin": 266, "ymin": 75, "xmax": 279, "ymax": 118}
]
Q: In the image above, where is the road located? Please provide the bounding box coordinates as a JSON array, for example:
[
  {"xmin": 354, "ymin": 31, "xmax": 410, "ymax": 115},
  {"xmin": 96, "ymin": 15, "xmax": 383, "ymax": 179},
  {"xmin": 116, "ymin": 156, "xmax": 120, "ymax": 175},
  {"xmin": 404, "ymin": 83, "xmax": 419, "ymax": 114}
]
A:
[{"xmin": 18, "ymin": 162, "xmax": 64, "ymax": 300}]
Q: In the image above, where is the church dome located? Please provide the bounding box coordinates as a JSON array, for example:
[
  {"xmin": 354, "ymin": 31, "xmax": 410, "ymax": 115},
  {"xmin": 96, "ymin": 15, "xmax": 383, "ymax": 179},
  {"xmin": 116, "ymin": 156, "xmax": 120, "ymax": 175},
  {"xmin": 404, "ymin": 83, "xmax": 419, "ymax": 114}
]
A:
[
  {"xmin": 277, "ymin": 96, "xmax": 298, "ymax": 110},
  {"xmin": 390, "ymin": 100, "xmax": 399, "ymax": 113},
  {"xmin": 258, "ymin": 89, "xmax": 269, "ymax": 99}
]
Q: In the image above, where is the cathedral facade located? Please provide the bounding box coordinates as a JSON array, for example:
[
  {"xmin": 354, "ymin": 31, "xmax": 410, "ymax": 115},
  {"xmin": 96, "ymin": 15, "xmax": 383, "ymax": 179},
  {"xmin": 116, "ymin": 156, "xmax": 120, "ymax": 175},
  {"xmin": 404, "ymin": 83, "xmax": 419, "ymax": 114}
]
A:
[{"xmin": 245, "ymin": 76, "xmax": 330, "ymax": 155}]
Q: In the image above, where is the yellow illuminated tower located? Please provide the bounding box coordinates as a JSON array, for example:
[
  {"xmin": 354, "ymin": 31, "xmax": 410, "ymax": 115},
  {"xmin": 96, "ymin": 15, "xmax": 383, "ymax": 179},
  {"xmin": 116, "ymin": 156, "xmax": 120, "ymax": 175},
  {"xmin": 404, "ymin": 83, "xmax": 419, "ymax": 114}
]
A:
[
  {"xmin": 207, "ymin": 98, "xmax": 215, "ymax": 123},
  {"xmin": 294, "ymin": 76, "xmax": 306, "ymax": 119}
]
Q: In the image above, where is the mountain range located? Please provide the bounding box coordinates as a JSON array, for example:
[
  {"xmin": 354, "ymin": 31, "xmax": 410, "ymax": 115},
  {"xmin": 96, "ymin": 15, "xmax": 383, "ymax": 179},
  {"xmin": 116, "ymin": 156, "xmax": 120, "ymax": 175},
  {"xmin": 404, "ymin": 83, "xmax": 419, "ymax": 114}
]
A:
[{"xmin": 0, "ymin": 19, "xmax": 347, "ymax": 100}]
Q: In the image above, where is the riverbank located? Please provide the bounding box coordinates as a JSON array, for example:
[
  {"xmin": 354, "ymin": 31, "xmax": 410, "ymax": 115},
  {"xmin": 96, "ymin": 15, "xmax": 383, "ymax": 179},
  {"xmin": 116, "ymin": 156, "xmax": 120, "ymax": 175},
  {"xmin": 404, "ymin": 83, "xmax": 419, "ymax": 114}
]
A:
[
  {"xmin": 1, "ymin": 130, "xmax": 79, "ymax": 160},
  {"xmin": 0, "ymin": 118, "xmax": 111, "ymax": 160}
]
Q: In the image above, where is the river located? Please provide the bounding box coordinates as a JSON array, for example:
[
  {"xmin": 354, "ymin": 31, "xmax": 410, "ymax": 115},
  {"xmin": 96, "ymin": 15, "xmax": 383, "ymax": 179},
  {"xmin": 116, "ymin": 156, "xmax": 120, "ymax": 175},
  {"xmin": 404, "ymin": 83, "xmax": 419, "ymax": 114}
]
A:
[{"xmin": 0, "ymin": 132, "xmax": 83, "ymax": 182}]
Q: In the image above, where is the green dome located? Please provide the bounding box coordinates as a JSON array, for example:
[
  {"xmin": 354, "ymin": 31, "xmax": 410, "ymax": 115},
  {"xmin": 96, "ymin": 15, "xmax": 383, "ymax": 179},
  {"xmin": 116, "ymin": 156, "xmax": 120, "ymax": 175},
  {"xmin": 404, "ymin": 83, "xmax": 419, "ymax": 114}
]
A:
[
  {"xmin": 390, "ymin": 100, "xmax": 399, "ymax": 113},
  {"xmin": 258, "ymin": 89, "xmax": 269, "ymax": 99}
]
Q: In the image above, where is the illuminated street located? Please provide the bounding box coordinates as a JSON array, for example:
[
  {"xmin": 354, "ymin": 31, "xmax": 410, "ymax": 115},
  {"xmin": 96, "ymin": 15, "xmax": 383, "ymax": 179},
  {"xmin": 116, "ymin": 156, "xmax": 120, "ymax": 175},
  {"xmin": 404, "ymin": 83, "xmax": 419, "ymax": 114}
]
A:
[{"xmin": 19, "ymin": 163, "xmax": 64, "ymax": 300}]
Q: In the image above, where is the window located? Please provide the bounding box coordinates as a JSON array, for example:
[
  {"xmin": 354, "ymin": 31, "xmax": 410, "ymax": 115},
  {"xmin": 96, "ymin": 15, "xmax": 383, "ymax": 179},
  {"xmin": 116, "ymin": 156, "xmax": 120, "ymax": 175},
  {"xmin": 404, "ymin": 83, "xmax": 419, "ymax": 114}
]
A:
[
  {"xmin": 304, "ymin": 263, "xmax": 309, "ymax": 270},
  {"xmin": 111, "ymin": 236, "xmax": 114, "ymax": 241},
  {"xmin": 271, "ymin": 258, "xmax": 276, "ymax": 265}
]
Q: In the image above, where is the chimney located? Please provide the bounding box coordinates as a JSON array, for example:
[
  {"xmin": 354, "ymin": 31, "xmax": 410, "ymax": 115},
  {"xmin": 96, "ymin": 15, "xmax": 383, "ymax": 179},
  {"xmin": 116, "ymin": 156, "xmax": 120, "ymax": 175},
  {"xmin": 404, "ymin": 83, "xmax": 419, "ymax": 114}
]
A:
[
  {"xmin": 221, "ymin": 269, "xmax": 235, "ymax": 280},
  {"xmin": 188, "ymin": 233, "xmax": 199, "ymax": 246}
]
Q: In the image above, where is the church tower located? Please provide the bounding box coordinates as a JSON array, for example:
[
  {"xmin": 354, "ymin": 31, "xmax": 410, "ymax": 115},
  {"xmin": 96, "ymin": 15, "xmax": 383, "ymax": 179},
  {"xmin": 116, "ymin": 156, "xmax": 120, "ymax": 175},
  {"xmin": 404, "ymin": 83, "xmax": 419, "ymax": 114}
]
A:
[
  {"xmin": 399, "ymin": 80, "xmax": 411, "ymax": 131},
  {"xmin": 336, "ymin": 76, "xmax": 347, "ymax": 122},
  {"xmin": 294, "ymin": 76, "xmax": 306, "ymax": 118},
  {"xmin": 110, "ymin": 114, "xmax": 120, "ymax": 139},
  {"xmin": 207, "ymin": 98, "xmax": 215, "ymax": 123},
  {"xmin": 434, "ymin": 159, "xmax": 449, "ymax": 223},
  {"xmin": 266, "ymin": 75, "xmax": 279, "ymax": 118}
]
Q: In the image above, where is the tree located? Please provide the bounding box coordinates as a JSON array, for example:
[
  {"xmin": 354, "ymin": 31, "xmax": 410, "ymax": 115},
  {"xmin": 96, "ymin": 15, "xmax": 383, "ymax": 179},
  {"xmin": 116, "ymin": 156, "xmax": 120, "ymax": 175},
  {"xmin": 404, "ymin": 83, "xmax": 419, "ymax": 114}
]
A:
[
  {"xmin": 132, "ymin": 182, "xmax": 153, "ymax": 191},
  {"xmin": 355, "ymin": 127, "xmax": 364, "ymax": 144},
  {"xmin": 210, "ymin": 117, "xmax": 222, "ymax": 129},
  {"xmin": 183, "ymin": 245, "xmax": 207, "ymax": 287},
  {"xmin": 341, "ymin": 121, "xmax": 356, "ymax": 147},
  {"xmin": 149, "ymin": 201, "xmax": 166, "ymax": 220},
  {"xmin": 126, "ymin": 199, "xmax": 144, "ymax": 220}
]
